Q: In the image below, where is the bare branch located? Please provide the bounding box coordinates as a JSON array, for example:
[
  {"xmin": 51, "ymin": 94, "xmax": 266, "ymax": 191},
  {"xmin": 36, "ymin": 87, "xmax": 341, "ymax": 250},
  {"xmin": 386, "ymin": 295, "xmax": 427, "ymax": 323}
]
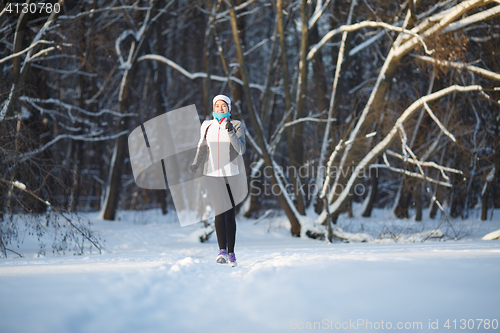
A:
[
  {"xmin": 373, "ymin": 153, "xmax": 453, "ymax": 187},
  {"xmin": 6, "ymin": 131, "xmax": 129, "ymax": 172},
  {"xmin": 0, "ymin": 178, "xmax": 104, "ymax": 254},
  {"xmin": 317, "ymin": 84, "xmax": 485, "ymax": 220},
  {"xmin": 19, "ymin": 97, "xmax": 137, "ymax": 119},
  {"xmin": 385, "ymin": 149, "xmax": 463, "ymax": 180},
  {"xmin": 413, "ymin": 55, "xmax": 500, "ymax": 82}
]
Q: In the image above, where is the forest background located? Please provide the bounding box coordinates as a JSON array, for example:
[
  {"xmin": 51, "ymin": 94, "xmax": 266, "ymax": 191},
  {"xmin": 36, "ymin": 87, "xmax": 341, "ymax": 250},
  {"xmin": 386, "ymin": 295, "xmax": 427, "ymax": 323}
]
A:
[{"xmin": 1, "ymin": 0, "xmax": 499, "ymax": 256}]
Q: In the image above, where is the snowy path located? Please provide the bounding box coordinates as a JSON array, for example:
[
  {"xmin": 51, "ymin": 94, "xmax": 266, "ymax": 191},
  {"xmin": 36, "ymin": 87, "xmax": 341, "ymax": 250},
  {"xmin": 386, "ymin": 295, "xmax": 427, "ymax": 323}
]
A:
[{"xmin": 1, "ymin": 213, "xmax": 500, "ymax": 333}]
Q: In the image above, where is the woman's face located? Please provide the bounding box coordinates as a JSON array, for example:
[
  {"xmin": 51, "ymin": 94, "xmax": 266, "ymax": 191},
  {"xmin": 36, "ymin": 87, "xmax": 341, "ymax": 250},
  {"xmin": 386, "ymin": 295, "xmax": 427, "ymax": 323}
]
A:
[{"xmin": 214, "ymin": 100, "xmax": 229, "ymax": 113}]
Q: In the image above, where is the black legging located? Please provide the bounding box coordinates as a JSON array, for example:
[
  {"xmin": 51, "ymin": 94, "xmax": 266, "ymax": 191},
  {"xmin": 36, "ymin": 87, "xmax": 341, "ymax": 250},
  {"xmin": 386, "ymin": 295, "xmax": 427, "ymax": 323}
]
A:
[{"xmin": 215, "ymin": 183, "xmax": 236, "ymax": 253}]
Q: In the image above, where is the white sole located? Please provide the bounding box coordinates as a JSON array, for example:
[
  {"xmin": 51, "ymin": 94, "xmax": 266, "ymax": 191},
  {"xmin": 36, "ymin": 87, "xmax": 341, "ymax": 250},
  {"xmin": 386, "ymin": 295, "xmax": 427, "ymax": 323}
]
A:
[{"xmin": 216, "ymin": 255, "xmax": 228, "ymax": 264}]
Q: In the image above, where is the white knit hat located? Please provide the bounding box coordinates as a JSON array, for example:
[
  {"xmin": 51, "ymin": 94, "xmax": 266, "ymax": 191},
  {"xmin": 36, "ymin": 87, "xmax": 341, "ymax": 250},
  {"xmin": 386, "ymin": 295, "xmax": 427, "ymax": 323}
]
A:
[{"xmin": 212, "ymin": 94, "xmax": 231, "ymax": 112}]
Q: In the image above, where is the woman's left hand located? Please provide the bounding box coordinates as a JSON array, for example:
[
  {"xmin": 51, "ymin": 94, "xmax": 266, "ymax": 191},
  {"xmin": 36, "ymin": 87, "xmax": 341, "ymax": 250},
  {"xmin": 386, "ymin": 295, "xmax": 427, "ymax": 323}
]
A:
[{"xmin": 225, "ymin": 119, "xmax": 234, "ymax": 132}]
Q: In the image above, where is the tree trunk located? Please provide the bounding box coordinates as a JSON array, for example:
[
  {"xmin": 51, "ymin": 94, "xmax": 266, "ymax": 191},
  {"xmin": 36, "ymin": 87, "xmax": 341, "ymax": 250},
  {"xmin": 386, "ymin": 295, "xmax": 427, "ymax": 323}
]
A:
[
  {"xmin": 244, "ymin": 156, "xmax": 263, "ymax": 218},
  {"xmin": 260, "ymin": 15, "xmax": 279, "ymax": 127},
  {"xmin": 231, "ymin": 0, "xmax": 246, "ymax": 107},
  {"xmin": 414, "ymin": 183, "xmax": 422, "ymax": 221},
  {"xmin": 429, "ymin": 194, "xmax": 439, "ymax": 219},
  {"xmin": 308, "ymin": 23, "xmax": 329, "ymax": 114},
  {"xmin": 102, "ymin": 0, "xmax": 160, "ymax": 220},
  {"xmin": 69, "ymin": 1, "xmax": 89, "ymax": 213},
  {"xmin": 276, "ymin": 0, "xmax": 306, "ymax": 215},
  {"xmin": 481, "ymin": 181, "xmax": 490, "ymax": 221},
  {"xmin": 203, "ymin": 2, "xmax": 214, "ymax": 119},
  {"xmin": 362, "ymin": 165, "xmax": 379, "ymax": 217},
  {"xmin": 322, "ymin": 2, "xmax": 485, "ymax": 220},
  {"xmin": 154, "ymin": 7, "xmax": 168, "ymax": 215},
  {"xmin": 394, "ymin": 180, "xmax": 411, "ymax": 219},
  {"xmin": 227, "ymin": 0, "xmax": 301, "ymax": 236},
  {"xmin": 289, "ymin": 0, "xmax": 310, "ymax": 215},
  {"xmin": 311, "ymin": 0, "xmax": 357, "ymax": 213},
  {"xmin": 101, "ymin": 65, "xmax": 135, "ymax": 220}
]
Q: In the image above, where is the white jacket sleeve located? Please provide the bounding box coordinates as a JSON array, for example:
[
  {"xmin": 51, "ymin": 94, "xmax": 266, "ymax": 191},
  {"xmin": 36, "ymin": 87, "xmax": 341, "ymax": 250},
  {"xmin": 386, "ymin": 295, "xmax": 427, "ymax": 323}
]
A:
[
  {"xmin": 191, "ymin": 121, "xmax": 210, "ymax": 167},
  {"xmin": 228, "ymin": 120, "xmax": 246, "ymax": 155}
]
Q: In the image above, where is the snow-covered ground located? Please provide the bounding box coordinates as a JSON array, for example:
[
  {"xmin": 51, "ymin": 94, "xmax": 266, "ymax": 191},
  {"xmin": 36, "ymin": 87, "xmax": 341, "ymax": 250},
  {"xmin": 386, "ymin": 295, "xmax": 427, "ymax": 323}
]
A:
[{"xmin": 1, "ymin": 208, "xmax": 500, "ymax": 333}]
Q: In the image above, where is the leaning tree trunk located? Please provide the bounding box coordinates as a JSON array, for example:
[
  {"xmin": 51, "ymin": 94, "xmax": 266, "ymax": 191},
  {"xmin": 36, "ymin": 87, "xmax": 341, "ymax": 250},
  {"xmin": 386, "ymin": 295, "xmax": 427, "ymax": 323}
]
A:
[
  {"xmin": 289, "ymin": 0, "xmax": 309, "ymax": 215},
  {"xmin": 276, "ymin": 0, "xmax": 306, "ymax": 215},
  {"xmin": 102, "ymin": 55, "xmax": 137, "ymax": 220},
  {"xmin": 362, "ymin": 158, "xmax": 379, "ymax": 217},
  {"xmin": 227, "ymin": 0, "xmax": 301, "ymax": 235},
  {"xmin": 312, "ymin": 0, "xmax": 357, "ymax": 214}
]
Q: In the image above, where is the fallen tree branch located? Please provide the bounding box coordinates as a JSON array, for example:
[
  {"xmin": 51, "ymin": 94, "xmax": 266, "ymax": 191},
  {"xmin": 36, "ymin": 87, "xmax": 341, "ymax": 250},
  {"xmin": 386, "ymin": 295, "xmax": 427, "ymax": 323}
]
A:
[{"xmin": 0, "ymin": 178, "xmax": 104, "ymax": 254}]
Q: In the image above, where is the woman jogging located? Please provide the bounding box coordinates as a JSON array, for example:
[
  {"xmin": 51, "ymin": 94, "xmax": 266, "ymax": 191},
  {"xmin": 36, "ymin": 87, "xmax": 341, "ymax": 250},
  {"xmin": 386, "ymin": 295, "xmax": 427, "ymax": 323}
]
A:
[{"xmin": 189, "ymin": 95, "xmax": 246, "ymax": 267}]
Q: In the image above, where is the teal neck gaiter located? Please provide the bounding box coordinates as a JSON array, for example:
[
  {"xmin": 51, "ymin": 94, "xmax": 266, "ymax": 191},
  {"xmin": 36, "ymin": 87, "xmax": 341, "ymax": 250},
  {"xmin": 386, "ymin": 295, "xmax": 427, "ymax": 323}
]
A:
[{"xmin": 213, "ymin": 112, "xmax": 231, "ymax": 123}]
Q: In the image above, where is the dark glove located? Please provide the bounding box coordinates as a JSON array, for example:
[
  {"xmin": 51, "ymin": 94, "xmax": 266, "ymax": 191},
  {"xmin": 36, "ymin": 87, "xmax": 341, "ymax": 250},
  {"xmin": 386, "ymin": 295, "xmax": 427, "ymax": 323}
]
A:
[
  {"xmin": 225, "ymin": 120, "xmax": 234, "ymax": 132},
  {"xmin": 189, "ymin": 164, "xmax": 198, "ymax": 174}
]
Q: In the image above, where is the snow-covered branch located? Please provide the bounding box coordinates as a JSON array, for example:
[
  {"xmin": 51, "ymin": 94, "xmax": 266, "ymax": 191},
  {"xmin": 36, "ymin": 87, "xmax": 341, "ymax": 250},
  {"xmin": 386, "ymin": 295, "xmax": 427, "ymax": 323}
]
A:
[
  {"xmin": 442, "ymin": 4, "xmax": 500, "ymax": 33},
  {"xmin": 19, "ymin": 0, "xmax": 65, "ymax": 75},
  {"xmin": 59, "ymin": 0, "xmax": 150, "ymax": 20},
  {"xmin": 19, "ymin": 97, "xmax": 137, "ymax": 119},
  {"xmin": 30, "ymin": 63, "xmax": 98, "ymax": 77},
  {"xmin": 423, "ymin": 102, "xmax": 456, "ymax": 143},
  {"xmin": 321, "ymin": 139, "xmax": 344, "ymax": 199},
  {"xmin": 0, "ymin": 178, "xmax": 104, "ymax": 254},
  {"xmin": 214, "ymin": 0, "xmax": 258, "ymax": 21},
  {"xmin": 413, "ymin": 55, "xmax": 500, "ymax": 82},
  {"xmin": 308, "ymin": 0, "xmax": 333, "ymax": 29},
  {"xmin": 307, "ymin": 20, "xmax": 434, "ymax": 61},
  {"xmin": 6, "ymin": 131, "xmax": 129, "ymax": 171},
  {"xmin": 397, "ymin": 0, "xmax": 494, "ymax": 56},
  {"xmin": 0, "ymin": 40, "xmax": 55, "ymax": 65},
  {"xmin": 138, "ymin": 54, "xmax": 265, "ymax": 92},
  {"xmin": 115, "ymin": 0, "xmax": 155, "ymax": 71},
  {"xmin": 0, "ymin": 84, "xmax": 15, "ymax": 122},
  {"xmin": 385, "ymin": 149, "xmax": 463, "ymax": 181},
  {"xmin": 372, "ymin": 153, "xmax": 453, "ymax": 187}
]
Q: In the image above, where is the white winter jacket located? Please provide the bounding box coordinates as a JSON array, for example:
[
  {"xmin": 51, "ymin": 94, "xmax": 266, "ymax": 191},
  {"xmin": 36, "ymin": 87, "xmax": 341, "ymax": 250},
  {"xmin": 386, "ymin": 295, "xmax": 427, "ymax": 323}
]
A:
[{"xmin": 192, "ymin": 118, "xmax": 246, "ymax": 177}]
